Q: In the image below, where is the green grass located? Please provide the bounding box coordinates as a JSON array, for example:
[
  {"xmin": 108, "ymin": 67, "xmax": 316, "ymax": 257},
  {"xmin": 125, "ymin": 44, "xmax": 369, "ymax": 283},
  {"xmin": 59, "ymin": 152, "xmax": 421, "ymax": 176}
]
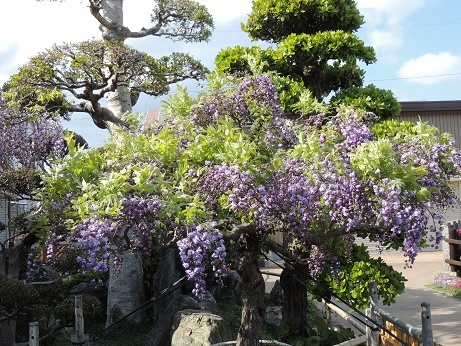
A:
[{"xmin": 92, "ymin": 322, "xmax": 152, "ymax": 346}]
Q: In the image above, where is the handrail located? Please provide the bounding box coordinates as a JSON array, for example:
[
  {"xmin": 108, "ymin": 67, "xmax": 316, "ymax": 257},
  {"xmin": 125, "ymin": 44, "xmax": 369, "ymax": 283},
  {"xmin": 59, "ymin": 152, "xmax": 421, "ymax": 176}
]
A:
[{"xmin": 371, "ymin": 300, "xmax": 422, "ymax": 341}]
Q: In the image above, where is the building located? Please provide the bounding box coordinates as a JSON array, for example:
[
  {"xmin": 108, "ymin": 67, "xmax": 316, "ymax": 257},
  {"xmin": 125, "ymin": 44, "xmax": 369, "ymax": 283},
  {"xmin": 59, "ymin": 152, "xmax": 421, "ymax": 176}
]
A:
[
  {"xmin": 399, "ymin": 100, "xmax": 461, "ymax": 149},
  {"xmin": 398, "ymin": 100, "xmax": 461, "ymax": 223},
  {"xmin": 0, "ymin": 194, "xmax": 32, "ymax": 246}
]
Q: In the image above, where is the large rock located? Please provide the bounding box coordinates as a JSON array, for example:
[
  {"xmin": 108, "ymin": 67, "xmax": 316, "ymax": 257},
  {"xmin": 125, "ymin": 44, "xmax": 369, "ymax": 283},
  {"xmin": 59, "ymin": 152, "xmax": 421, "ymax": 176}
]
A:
[
  {"xmin": 70, "ymin": 282, "xmax": 107, "ymax": 307},
  {"xmin": 210, "ymin": 270, "xmax": 242, "ymax": 304},
  {"xmin": 26, "ymin": 265, "xmax": 62, "ymax": 283},
  {"xmin": 106, "ymin": 252, "xmax": 145, "ymax": 328},
  {"xmin": 264, "ymin": 306, "xmax": 282, "ymax": 337},
  {"xmin": 269, "ymin": 280, "xmax": 284, "ymax": 305},
  {"xmin": 144, "ymin": 295, "xmax": 200, "ymax": 346},
  {"xmin": 152, "ymin": 247, "xmax": 184, "ymax": 323},
  {"xmin": 196, "ymin": 291, "xmax": 222, "ymax": 317},
  {"xmin": 171, "ymin": 309, "xmax": 232, "ymax": 346}
]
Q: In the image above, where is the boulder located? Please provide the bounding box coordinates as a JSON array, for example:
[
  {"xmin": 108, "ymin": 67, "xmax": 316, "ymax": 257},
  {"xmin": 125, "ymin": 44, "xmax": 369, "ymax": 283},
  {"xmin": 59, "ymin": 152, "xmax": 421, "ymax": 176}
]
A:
[
  {"xmin": 171, "ymin": 309, "xmax": 232, "ymax": 346},
  {"xmin": 210, "ymin": 270, "xmax": 242, "ymax": 304},
  {"xmin": 27, "ymin": 265, "xmax": 62, "ymax": 283},
  {"xmin": 196, "ymin": 291, "xmax": 223, "ymax": 317},
  {"xmin": 106, "ymin": 252, "xmax": 145, "ymax": 328},
  {"xmin": 70, "ymin": 282, "xmax": 107, "ymax": 307},
  {"xmin": 153, "ymin": 247, "xmax": 184, "ymax": 323},
  {"xmin": 264, "ymin": 306, "xmax": 282, "ymax": 336},
  {"xmin": 144, "ymin": 295, "xmax": 200, "ymax": 346},
  {"xmin": 269, "ymin": 280, "xmax": 284, "ymax": 305}
]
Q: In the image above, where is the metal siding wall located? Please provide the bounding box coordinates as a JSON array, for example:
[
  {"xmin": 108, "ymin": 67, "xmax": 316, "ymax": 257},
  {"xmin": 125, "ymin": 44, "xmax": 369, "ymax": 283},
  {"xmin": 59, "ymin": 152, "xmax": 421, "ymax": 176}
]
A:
[
  {"xmin": 398, "ymin": 110, "xmax": 461, "ymax": 148},
  {"xmin": 397, "ymin": 110, "xmax": 461, "ymax": 250},
  {"xmin": 0, "ymin": 198, "xmax": 7, "ymax": 244}
]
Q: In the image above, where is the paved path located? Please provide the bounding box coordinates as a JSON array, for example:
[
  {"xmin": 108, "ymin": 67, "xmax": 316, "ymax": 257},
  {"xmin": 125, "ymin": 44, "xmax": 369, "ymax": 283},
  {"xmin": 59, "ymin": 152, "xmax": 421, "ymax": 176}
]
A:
[
  {"xmin": 262, "ymin": 251, "xmax": 461, "ymax": 346},
  {"xmin": 375, "ymin": 251, "xmax": 461, "ymax": 346}
]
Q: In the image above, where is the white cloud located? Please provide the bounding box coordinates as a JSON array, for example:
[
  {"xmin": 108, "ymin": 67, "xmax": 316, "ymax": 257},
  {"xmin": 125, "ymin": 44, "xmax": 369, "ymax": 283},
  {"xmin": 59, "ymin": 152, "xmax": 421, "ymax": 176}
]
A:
[
  {"xmin": 368, "ymin": 30, "xmax": 403, "ymax": 51},
  {"xmin": 123, "ymin": 0, "xmax": 251, "ymax": 29},
  {"xmin": 356, "ymin": 0, "xmax": 426, "ymax": 56},
  {"xmin": 357, "ymin": 0, "xmax": 426, "ymax": 26},
  {"xmin": 0, "ymin": 0, "xmax": 99, "ymax": 84},
  {"xmin": 397, "ymin": 52, "xmax": 461, "ymax": 84},
  {"xmin": 197, "ymin": 0, "xmax": 251, "ymax": 23},
  {"xmin": 0, "ymin": 0, "xmax": 251, "ymax": 85}
]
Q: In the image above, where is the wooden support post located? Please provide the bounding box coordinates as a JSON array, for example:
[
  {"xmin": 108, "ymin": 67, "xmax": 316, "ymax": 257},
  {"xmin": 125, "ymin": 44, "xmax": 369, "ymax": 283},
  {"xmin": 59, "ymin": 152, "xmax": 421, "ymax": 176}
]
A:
[
  {"xmin": 448, "ymin": 228, "xmax": 461, "ymax": 272},
  {"xmin": 71, "ymin": 295, "xmax": 89, "ymax": 345},
  {"xmin": 421, "ymin": 302, "xmax": 433, "ymax": 346},
  {"xmin": 367, "ymin": 282, "xmax": 379, "ymax": 346},
  {"xmin": 29, "ymin": 321, "xmax": 39, "ymax": 346}
]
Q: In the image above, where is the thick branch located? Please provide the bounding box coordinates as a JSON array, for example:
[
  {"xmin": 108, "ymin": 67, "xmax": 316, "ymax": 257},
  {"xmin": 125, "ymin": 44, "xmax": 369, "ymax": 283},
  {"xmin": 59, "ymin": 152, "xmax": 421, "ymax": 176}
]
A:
[
  {"xmin": 73, "ymin": 101, "xmax": 128, "ymax": 130},
  {"xmin": 126, "ymin": 24, "xmax": 163, "ymax": 39}
]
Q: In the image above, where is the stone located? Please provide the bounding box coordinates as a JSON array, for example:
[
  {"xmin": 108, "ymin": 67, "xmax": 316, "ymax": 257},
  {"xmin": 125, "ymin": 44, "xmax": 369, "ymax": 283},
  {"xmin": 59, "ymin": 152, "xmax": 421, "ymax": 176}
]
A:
[
  {"xmin": 210, "ymin": 270, "xmax": 242, "ymax": 304},
  {"xmin": 264, "ymin": 306, "xmax": 282, "ymax": 337},
  {"xmin": 70, "ymin": 282, "xmax": 108, "ymax": 307},
  {"xmin": 152, "ymin": 247, "xmax": 184, "ymax": 323},
  {"xmin": 27, "ymin": 265, "xmax": 62, "ymax": 283},
  {"xmin": 144, "ymin": 295, "xmax": 200, "ymax": 346},
  {"xmin": 269, "ymin": 280, "xmax": 284, "ymax": 305},
  {"xmin": 197, "ymin": 290, "xmax": 223, "ymax": 317},
  {"xmin": 70, "ymin": 282, "xmax": 108, "ymax": 324},
  {"xmin": 171, "ymin": 309, "xmax": 232, "ymax": 346},
  {"xmin": 106, "ymin": 252, "xmax": 145, "ymax": 328}
]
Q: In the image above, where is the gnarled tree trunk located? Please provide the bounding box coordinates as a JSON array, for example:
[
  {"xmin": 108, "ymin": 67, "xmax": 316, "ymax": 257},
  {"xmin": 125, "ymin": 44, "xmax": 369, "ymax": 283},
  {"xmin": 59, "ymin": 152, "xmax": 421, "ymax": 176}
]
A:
[
  {"xmin": 280, "ymin": 265, "xmax": 308, "ymax": 339},
  {"xmin": 236, "ymin": 234, "xmax": 265, "ymax": 346},
  {"xmin": 0, "ymin": 231, "xmax": 38, "ymax": 345},
  {"xmin": 98, "ymin": 1, "xmax": 145, "ymax": 326},
  {"xmin": 101, "ymin": 0, "xmax": 133, "ymax": 132}
]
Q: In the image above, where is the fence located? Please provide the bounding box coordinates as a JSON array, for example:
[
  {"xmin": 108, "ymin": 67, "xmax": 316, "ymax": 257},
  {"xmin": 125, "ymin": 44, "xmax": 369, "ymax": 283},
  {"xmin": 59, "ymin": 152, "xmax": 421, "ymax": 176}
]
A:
[
  {"xmin": 27, "ymin": 295, "xmax": 88, "ymax": 346},
  {"xmin": 321, "ymin": 282, "xmax": 441, "ymax": 346},
  {"xmin": 444, "ymin": 221, "xmax": 461, "ymax": 273},
  {"xmin": 25, "ymin": 279, "xmax": 442, "ymax": 345}
]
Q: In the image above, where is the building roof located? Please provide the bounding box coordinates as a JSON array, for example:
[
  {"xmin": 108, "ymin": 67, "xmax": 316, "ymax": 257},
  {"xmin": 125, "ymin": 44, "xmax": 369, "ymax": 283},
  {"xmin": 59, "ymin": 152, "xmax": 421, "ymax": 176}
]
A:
[{"xmin": 400, "ymin": 100, "xmax": 461, "ymax": 112}]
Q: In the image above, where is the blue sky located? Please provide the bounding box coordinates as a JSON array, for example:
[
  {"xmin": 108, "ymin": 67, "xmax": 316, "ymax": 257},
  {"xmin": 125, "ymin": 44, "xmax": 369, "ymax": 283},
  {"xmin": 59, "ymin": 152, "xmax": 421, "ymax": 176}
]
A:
[{"xmin": 1, "ymin": 0, "xmax": 461, "ymax": 147}]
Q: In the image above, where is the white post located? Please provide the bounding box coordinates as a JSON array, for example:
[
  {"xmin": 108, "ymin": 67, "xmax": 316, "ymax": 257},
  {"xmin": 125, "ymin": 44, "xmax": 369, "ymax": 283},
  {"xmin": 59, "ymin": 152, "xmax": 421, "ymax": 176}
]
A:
[
  {"xmin": 71, "ymin": 295, "xmax": 89, "ymax": 345},
  {"xmin": 29, "ymin": 321, "xmax": 39, "ymax": 346}
]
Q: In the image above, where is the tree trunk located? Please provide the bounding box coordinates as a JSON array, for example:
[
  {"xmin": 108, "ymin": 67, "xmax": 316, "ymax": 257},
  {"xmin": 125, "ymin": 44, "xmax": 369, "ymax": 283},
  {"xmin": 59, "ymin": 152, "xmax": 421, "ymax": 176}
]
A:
[
  {"xmin": 236, "ymin": 235, "xmax": 265, "ymax": 346},
  {"xmin": 280, "ymin": 265, "xmax": 308, "ymax": 339},
  {"xmin": 0, "ymin": 319, "xmax": 16, "ymax": 346},
  {"xmin": 0, "ymin": 241, "xmax": 26, "ymax": 344},
  {"xmin": 98, "ymin": 2, "xmax": 145, "ymax": 325},
  {"xmin": 101, "ymin": 0, "xmax": 133, "ymax": 133}
]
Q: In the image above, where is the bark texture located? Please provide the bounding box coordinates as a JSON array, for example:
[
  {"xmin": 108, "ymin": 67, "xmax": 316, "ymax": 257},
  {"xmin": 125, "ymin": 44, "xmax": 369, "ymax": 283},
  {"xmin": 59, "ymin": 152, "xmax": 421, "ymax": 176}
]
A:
[
  {"xmin": 280, "ymin": 266, "xmax": 308, "ymax": 339},
  {"xmin": 98, "ymin": 1, "xmax": 143, "ymax": 324},
  {"xmin": 236, "ymin": 235, "xmax": 265, "ymax": 346},
  {"xmin": 0, "ymin": 231, "xmax": 38, "ymax": 345},
  {"xmin": 0, "ymin": 319, "xmax": 16, "ymax": 346},
  {"xmin": 99, "ymin": 0, "xmax": 133, "ymax": 133}
]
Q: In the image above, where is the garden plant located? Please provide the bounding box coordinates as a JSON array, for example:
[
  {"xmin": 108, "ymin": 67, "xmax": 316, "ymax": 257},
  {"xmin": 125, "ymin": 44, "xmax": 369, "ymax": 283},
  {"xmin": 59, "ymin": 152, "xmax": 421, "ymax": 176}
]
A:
[{"xmin": 29, "ymin": 74, "xmax": 461, "ymax": 345}]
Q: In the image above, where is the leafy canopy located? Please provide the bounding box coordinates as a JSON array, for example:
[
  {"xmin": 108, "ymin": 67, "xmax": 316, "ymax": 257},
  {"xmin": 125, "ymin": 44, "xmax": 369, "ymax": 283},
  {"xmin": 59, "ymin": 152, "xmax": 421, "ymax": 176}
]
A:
[
  {"xmin": 33, "ymin": 75, "xmax": 461, "ymax": 297},
  {"xmin": 3, "ymin": 40, "xmax": 208, "ymax": 128},
  {"xmin": 215, "ymin": 0, "xmax": 400, "ymax": 120},
  {"xmin": 243, "ymin": 0, "xmax": 364, "ymax": 43}
]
